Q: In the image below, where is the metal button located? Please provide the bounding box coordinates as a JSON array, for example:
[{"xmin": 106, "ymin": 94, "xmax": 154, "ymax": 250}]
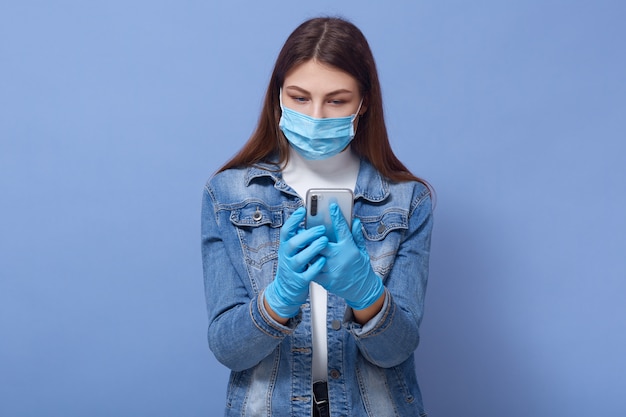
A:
[
  {"xmin": 252, "ymin": 208, "xmax": 262, "ymax": 222},
  {"xmin": 329, "ymin": 369, "xmax": 341, "ymax": 379},
  {"xmin": 377, "ymin": 222, "xmax": 385, "ymax": 234},
  {"xmin": 331, "ymin": 320, "xmax": 341, "ymax": 330}
]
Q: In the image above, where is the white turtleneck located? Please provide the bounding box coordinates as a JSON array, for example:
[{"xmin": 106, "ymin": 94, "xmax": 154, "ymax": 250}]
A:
[{"xmin": 281, "ymin": 146, "xmax": 360, "ymax": 383}]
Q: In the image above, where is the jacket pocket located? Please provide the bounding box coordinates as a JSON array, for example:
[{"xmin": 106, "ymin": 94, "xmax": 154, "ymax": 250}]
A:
[
  {"xmin": 358, "ymin": 210, "xmax": 408, "ymax": 278},
  {"xmin": 230, "ymin": 202, "xmax": 283, "ymax": 293}
]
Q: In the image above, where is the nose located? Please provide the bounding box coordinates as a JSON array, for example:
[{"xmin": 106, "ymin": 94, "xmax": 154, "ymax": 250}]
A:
[{"xmin": 310, "ymin": 103, "xmax": 325, "ymax": 119}]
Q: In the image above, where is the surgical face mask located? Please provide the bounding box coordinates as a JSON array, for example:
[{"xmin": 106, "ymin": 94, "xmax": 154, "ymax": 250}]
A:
[{"xmin": 279, "ymin": 89, "xmax": 363, "ymax": 160}]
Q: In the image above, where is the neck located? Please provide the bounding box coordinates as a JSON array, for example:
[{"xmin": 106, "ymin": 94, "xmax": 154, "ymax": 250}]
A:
[{"xmin": 282, "ymin": 146, "xmax": 360, "ymax": 196}]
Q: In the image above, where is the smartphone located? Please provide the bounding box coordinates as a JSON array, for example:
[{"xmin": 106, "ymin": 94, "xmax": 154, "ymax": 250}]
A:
[{"xmin": 305, "ymin": 188, "xmax": 354, "ymax": 242}]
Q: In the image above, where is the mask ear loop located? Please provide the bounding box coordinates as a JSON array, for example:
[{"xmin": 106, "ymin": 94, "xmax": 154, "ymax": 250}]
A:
[
  {"xmin": 352, "ymin": 98, "xmax": 364, "ymax": 121},
  {"xmin": 351, "ymin": 98, "xmax": 365, "ymax": 138},
  {"xmin": 278, "ymin": 88, "xmax": 284, "ymax": 111}
]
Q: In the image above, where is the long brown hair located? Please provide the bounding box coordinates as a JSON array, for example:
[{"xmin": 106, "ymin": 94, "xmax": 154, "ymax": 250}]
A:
[{"xmin": 219, "ymin": 17, "xmax": 426, "ymax": 185}]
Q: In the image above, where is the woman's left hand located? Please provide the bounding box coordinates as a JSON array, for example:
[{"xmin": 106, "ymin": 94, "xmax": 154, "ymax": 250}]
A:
[{"xmin": 313, "ymin": 203, "xmax": 384, "ymax": 310}]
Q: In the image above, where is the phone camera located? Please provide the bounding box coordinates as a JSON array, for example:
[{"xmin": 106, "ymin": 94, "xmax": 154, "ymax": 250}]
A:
[{"xmin": 310, "ymin": 194, "xmax": 318, "ymax": 216}]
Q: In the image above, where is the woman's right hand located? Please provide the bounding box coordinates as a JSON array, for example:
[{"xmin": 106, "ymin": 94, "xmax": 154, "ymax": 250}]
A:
[{"xmin": 264, "ymin": 207, "xmax": 328, "ymax": 319}]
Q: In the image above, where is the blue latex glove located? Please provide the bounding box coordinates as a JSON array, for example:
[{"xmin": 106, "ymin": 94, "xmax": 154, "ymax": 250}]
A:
[
  {"xmin": 315, "ymin": 203, "xmax": 384, "ymax": 310},
  {"xmin": 264, "ymin": 207, "xmax": 328, "ymax": 318}
]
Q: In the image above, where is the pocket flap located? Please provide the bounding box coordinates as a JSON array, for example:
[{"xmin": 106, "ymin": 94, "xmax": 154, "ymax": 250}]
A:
[
  {"xmin": 360, "ymin": 211, "xmax": 407, "ymax": 241},
  {"xmin": 230, "ymin": 203, "xmax": 283, "ymax": 228}
]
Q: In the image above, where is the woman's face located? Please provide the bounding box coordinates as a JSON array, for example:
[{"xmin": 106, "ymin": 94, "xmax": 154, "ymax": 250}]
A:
[{"xmin": 281, "ymin": 60, "xmax": 365, "ymax": 119}]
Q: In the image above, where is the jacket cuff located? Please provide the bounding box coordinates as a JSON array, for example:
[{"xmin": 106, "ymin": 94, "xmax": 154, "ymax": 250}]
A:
[
  {"xmin": 251, "ymin": 292, "xmax": 302, "ymax": 338},
  {"xmin": 344, "ymin": 288, "xmax": 394, "ymax": 337}
]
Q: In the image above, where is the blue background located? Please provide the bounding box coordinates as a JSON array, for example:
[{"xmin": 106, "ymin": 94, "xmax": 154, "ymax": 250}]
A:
[{"xmin": 1, "ymin": 1, "xmax": 625, "ymax": 416}]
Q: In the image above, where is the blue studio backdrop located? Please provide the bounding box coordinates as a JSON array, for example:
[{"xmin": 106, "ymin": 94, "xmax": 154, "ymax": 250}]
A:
[{"xmin": 1, "ymin": 1, "xmax": 625, "ymax": 416}]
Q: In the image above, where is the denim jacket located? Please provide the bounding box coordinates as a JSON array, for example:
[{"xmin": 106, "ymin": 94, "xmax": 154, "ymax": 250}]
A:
[{"xmin": 201, "ymin": 158, "xmax": 433, "ymax": 417}]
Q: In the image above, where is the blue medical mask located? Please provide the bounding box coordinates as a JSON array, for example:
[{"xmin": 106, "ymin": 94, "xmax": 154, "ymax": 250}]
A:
[{"xmin": 279, "ymin": 89, "xmax": 363, "ymax": 160}]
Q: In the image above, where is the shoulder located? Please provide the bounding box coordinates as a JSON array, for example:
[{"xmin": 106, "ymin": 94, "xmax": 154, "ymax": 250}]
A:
[
  {"xmin": 394, "ymin": 179, "xmax": 431, "ymax": 205},
  {"xmin": 203, "ymin": 164, "xmax": 282, "ymax": 207},
  {"xmin": 385, "ymin": 179, "xmax": 432, "ymax": 220},
  {"xmin": 205, "ymin": 167, "xmax": 248, "ymax": 191},
  {"xmin": 387, "ymin": 178, "xmax": 430, "ymax": 197},
  {"xmin": 357, "ymin": 160, "xmax": 431, "ymax": 204},
  {"xmin": 358, "ymin": 166, "xmax": 432, "ymax": 224}
]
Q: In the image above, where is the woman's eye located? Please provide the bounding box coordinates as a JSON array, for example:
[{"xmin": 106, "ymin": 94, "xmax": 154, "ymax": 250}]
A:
[
  {"xmin": 328, "ymin": 99, "xmax": 345, "ymax": 105},
  {"xmin": 292, "ymin": 96, "xmax": 308, "ymax": 103}
]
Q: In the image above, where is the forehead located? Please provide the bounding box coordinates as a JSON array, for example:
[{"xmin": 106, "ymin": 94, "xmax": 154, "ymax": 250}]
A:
[{"xmin": 283, "ymin": 60, "xmax": 359, "ymax": 93}]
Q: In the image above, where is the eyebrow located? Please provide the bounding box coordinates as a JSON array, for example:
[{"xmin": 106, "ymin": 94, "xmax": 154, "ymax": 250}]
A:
[{"xmin": 285, "ymin": 85, "xmax": 354, "ymax": 97}]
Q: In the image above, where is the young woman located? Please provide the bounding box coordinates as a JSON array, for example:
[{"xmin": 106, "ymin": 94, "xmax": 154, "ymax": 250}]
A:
[{"xmin": 201, "ymin": 17, "xmax": 433, "ymax": 417}]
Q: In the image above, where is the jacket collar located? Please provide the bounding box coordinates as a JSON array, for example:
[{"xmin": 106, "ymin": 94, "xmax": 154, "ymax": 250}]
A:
[
  {"xmin": 353, "ymin": 159, "xmax": 390, "ymax": 203},
  {"xmin": 246, "ymin": 161, "xmax": 282, "ymax": 185},
  {"xmin": 244, "ymin": 158, "xmax": 390, "ymax": 203}
]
